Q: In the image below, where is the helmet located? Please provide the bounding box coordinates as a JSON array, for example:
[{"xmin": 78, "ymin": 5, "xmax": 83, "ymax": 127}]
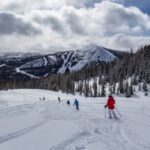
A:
[{"xmin": 109, "ymin": 94, "xmax": 112, "ymax": 97}]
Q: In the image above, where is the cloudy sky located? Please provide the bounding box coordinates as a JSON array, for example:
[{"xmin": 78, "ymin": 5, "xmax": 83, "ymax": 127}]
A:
[{"xmin": 0, "ymin": 0, "xmax": 150, "ymax": 53}]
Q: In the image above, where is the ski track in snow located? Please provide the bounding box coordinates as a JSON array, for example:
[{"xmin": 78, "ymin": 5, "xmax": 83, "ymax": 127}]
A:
[
  {"xmin": 48, "ymin": 111, "xmax": 150, "ymax": 150},
  {"xmin": 49, "ymin": 131, "xmax": 90, "ymax": 150},
  {"xmin": 0, "ymin": 120, "xmax": 46, "ymax": 144},
  {"xmin": 16, "ymin": 68, "xmax": 38, "ymax": 78},
  {"xmin": 0, "ymin": 90, "xmax": 150, "ymax": 150},
  {"xmin": 43, "ymin": 57, "xmax": 48, "ymax": 66}
]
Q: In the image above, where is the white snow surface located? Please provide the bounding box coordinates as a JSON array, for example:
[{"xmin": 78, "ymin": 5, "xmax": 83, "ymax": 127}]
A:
[
  {"xmin": 0, "ymin": 89, "xmax": 150, "ymax": 150},
  {"xmin": 43, "ymin": 57, "xmax": 48, "ymax": 66},
  {"xmin": 0, "ymin": 64, "xmax": 6, "ymax": 67},
  {"xmin": 16, "ymin": 68, "xmax": 38, "ymax": 79},
  {"xmin": 20, "ymin": 58, "xmax": 45, "ymax": 69},
  {"xmin": 17, "ymin": 45, "xmax": 116, "ymax": 74},
  {"xmin": 58, "ymin": 46, "xmax": 116, "ymax": 74}
]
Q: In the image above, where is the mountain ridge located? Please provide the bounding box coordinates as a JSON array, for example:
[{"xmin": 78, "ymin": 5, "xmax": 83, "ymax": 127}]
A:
[{"xmin": 0, "ymin": 45, "xmax": 125, "ymax": 79}]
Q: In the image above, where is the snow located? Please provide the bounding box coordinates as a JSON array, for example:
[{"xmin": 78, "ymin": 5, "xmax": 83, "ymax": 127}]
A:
[
  {"xmin": 0, "ymin": 53, "xmax": 42, "ymax": 59},
  {"xmin": 0, "ymin": 64, "xmax": 6, "ymax": 67},
  {"xmin": 16, "ymin": 68, "xmax": 38, "ymax": 79},
  {"xmin": 58, "ymin": 53, "xmax": 71, "ymax": 74},
  {"xmin": 58, "ymin": 46, "xmax": 116, "ymax": 74},
  {"xmin": 43, "ymin": 57, "xmax": 48, "ymax": 66},
  {"xmin": 0, "ymin": 89, "xmax": 150, "ymax": 150},
  {"xmin": 20, "ymin": 58, "xmax": 45, "ymax": 69},
  {"xmin": 48, "ymin": 55, "xmax": 57, "ymax": 62},
  {"xmin": 82, "ymin": 45, "xmax": 116, "ymax": 62},
  {"xmin": 68, "ymin": 50, "xmax": 89, "ymax": 72}
]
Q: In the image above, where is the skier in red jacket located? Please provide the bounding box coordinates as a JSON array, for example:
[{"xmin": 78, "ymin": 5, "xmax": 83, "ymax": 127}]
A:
[{"xmin": 104, "ymin": 94, "xmax": 118, "ymax": 119}]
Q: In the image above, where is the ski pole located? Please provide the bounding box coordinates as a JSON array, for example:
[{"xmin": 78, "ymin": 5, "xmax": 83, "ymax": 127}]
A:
[
  {"xmin": 115, "ymin": 106, "xmax": 122, "ymax": 117},
  {"xmin": 105, "ymin": 108, "xmax": 106, "ymax": 119}
]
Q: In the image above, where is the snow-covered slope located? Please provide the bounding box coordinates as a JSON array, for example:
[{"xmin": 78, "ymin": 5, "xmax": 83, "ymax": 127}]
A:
[
  {"xmin": 58, "ymin": 45, "xmax": 117, "ymax": 73},
  {"xmin": 0, "ymin": 89, "xmax": 150, "ymax": 150},
  {"xmin": 0, "ymin": 45, "xmax": 124, "ymax": 79},
  {"xmin": 19, "ymin": 45, "xmax": 119, "ymax": 76}
]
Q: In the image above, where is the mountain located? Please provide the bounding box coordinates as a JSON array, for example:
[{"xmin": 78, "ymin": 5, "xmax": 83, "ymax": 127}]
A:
[{"xmin": 0, "ymin": 45, "xmax": 125, "ymax": 79}]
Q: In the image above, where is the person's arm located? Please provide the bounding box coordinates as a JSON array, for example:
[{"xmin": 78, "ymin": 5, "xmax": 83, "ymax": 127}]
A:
[
  {"xmin": 104, "ymin": 99, "xmax": 108, "ymax": 108},
  {"xmin": 113, "ymin": 98, "xmax": 115, "ymax": 104}
]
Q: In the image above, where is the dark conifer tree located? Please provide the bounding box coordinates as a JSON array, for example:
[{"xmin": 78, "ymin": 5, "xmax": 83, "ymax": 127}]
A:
[{"xmin": 101, "ymin": 83, "xmax": 106, "ymax": 97}]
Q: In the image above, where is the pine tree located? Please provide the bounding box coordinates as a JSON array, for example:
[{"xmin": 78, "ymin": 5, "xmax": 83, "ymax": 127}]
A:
[
  {"xmin": 89, "ymin": 86, "xmax": 93, "ymax": 97},
  {"xmin": 101, "ymin": 83, "xmax": 106, "ymax": 97},
  {"xmin": 98, "ymin": 85, "xmax": 101, "ymax": 97},
  {"xmin": 118, "ymin": 80, "xmax": 124, "ymax": 94},
  {"xmin": 139, "ymin": 83, "xmax": 142, "ymax": 91},
  {"xmin": 112, "ymin": 82, "xmax": 116, "ymax": 94},
  {"xmin": 84, "ymin": 80, "xmax": 90, "ymax": 97},
  {"xmin": 130, "ymin": 82, "xmax": 134, "ymax": 95},
  {"xmin": 125, "ymin": 81, "xmax": 131, "ymax": 97},
  {"xmin": 142, "ymin": 81, "xmax": 148, "ymax": 96},
  {"xmin": 93, "ymin": 79, "xmax": 97, "ymax": 97}
]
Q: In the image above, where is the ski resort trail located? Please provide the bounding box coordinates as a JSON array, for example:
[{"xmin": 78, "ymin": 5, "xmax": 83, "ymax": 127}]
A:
[{"xmin": 0, "ymin": 89, "xmax": 150, "ymax": 150}]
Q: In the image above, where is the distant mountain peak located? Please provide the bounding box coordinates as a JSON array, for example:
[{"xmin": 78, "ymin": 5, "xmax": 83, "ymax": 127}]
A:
[{"xmin": 0, "ymin": 46, "xmax": 125, "ymax": 79}]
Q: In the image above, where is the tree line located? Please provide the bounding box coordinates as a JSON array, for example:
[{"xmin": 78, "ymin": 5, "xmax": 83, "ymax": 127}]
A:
[{"xmin": 0, "ymin": 45, "xmax": 150, "ymax": 97}]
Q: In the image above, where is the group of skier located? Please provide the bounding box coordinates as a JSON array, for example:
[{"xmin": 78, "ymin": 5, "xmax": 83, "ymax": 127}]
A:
[
  {"xmin": 39, "ymin": 97, "xmax": 45, "ymax": 101},
  {"xmin": 58, "ymin": 97, "xmax": 80, "ymax": 111},
  {"xmin": 58, "ymin": 94, "xmax": 120, "ymax": 119}
]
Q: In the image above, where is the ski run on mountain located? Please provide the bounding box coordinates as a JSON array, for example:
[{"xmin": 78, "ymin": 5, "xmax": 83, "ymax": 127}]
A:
[{"xmin": 0, "ymin": 89, "xmax": 150, "ymax": 150}]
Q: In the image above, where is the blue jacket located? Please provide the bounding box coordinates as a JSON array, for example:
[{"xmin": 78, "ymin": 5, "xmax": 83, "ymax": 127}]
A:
[{"xmin": 74, "ymin": 99, "xmax": 79, "ymax": 106}]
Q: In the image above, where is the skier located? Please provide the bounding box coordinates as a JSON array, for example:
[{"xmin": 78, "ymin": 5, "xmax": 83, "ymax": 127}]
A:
[
  {"xmin": 58, "ymin": 97, "xmax": 61, "ymax": 103},
  {"xmin": 66, "ymin": 100, "xmax": 70, "ymax": 106},
  {"xmin": 104, "ymin": 94, "xmax": 118, "ymax": 119},
  {"xmin": 74, "ymin": 99, "xmax": 79, "ymax": 110}
]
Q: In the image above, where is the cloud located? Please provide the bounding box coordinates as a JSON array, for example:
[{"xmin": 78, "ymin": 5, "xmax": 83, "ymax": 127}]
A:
[
  {"xmin": 99, "ymin": 34, "xmax": 150, "ymax": 51},
  {"xmin": 0, "ymin": 1, "xmax": 150, "ymax": 53},
  {"xmin": 62, "ymin": 7, "xmax": 87, "ymax": 35},
  {"xmin": 0, "ymin": 12, "xmax": 41, "ymax": 36},
  {"xmin": 1, "ymin": 0, "xmax": 150, "ymax": 15},
  {"xmin": 0, "ymin": 0, "xmax": 98, "ymax": 11},
  {"xmin": 117, "ymin": 0, "xmax": 150, "ymax": 15},
  {"xmin": 95, "ymin": 2, "xmax": 150, "ymax": 36}
]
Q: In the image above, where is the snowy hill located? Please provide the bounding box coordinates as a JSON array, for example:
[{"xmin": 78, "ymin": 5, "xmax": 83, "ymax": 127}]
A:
[
  {"xmin": 57, "ymin": 45, "xmax": 117, "ymax": 74},
  {"xmin": 0, "ymin": 45, "xmax": 124, "ymax": 79},
  {"xmin": 0, "ymin": 89, "xmax": 150, "ymax": 150}
]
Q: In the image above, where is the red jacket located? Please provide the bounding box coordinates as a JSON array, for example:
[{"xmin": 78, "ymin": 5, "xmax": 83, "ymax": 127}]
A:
[{"xmin": 107, "ymin": 96, "xmax": 115, "ymax": 109}]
